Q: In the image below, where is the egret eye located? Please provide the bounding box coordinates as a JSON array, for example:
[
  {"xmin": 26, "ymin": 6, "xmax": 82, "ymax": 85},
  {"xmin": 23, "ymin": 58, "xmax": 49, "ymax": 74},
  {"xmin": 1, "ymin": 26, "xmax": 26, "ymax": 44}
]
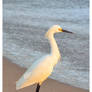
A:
[{"xmin": 58, "ymin": 28, "xmax": 62, "ymax": 31}]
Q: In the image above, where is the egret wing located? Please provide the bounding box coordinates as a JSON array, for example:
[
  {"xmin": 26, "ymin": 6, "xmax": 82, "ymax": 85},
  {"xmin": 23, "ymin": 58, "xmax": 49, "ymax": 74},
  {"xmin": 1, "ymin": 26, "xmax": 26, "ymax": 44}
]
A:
[{"xmin": 16, "ymin": 55, "xmax": 52, "ymax": 89}]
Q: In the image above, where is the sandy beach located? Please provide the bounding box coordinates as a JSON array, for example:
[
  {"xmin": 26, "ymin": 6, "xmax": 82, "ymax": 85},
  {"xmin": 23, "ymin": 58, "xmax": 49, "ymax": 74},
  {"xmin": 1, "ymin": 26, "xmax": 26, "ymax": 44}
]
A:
[{"xmin": 3, "ymin": 57, "xmax": 89, "ymax": 92}]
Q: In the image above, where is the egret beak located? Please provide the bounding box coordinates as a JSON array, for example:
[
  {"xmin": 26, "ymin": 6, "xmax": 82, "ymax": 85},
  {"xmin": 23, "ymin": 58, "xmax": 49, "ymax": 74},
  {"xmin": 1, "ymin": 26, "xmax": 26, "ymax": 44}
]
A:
[{"xmin": 62, "ymin": 29, "xmax": 73, "ymax": 34}]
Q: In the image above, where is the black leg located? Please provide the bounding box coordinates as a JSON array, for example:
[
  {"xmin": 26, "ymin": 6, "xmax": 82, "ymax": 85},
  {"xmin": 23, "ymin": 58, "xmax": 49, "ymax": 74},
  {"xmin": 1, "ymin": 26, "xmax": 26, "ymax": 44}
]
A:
[{"xmin": 36, "ymin": 83, "xmax": 40, "ymax": 92}]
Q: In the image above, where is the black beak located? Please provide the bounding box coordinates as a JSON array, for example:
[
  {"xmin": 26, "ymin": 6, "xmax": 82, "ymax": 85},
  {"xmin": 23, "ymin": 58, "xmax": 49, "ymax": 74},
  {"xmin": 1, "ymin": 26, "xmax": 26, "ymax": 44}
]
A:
[{"xmin": 62, "ymin": 29, "xmax": 73, "ymax": 34}]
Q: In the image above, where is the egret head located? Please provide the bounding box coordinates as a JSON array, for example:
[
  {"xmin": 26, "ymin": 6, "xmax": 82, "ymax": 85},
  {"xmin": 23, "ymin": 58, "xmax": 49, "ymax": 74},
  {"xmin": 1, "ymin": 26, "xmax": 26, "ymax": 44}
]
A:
[{"xmin": 45, "ymin": 25, "xmax": 73, "ymax": 38}]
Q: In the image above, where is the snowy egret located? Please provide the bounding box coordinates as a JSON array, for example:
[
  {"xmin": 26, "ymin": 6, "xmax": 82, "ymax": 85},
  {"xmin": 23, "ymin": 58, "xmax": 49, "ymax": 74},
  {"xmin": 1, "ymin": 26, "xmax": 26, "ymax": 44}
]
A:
[{"xmin": 16, "ymin": 25, "xmax": 73, "ymax": 92}]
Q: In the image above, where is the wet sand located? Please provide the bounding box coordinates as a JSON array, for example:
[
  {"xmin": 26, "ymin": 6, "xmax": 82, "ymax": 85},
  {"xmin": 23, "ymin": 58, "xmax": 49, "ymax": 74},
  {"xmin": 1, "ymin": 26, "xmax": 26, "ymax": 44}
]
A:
[{"xmin": 3, "ymin": 57, "xmax": 89, "ymax": 92}]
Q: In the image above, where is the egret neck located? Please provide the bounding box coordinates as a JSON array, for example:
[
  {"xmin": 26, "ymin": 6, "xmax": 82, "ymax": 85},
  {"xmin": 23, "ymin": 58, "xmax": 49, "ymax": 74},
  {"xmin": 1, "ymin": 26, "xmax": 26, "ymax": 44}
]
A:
[{"xmin": 48, "ymin": 33, "xmax": 61, "ymax": 66}]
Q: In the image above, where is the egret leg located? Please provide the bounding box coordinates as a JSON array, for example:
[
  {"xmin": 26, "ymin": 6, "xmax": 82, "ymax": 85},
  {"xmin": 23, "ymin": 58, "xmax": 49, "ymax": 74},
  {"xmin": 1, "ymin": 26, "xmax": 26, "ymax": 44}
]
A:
[{"xmin": 36, "ymin": 83, "xmax": 40, "ymax": 92}]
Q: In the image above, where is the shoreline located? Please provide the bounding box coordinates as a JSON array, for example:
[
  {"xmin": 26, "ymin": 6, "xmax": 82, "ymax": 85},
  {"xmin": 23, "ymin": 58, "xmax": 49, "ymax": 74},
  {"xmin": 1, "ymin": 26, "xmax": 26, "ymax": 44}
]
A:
[{"xmin": 3, "ymin": 57, "xmax": 89, "ymax": 92}]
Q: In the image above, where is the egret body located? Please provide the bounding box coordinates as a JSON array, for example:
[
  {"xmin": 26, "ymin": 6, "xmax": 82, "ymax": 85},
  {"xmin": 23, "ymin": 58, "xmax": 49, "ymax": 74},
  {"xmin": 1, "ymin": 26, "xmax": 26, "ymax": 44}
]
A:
[{"xmin": 16, "ymin": 25, "xmax": 73, "ymax": 92}]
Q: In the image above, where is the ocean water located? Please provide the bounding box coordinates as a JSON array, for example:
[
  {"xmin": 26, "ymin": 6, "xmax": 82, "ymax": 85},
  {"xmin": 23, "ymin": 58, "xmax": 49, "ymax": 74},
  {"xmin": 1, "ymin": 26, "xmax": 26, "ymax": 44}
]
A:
[{"xmin": 3, "ymin": 0, "xmax": 89, "ymax": 89}]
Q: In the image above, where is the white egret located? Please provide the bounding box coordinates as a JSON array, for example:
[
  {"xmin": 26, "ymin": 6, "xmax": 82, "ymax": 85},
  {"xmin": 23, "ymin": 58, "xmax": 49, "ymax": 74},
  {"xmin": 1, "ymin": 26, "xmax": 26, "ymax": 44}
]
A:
[{"xmin": 16, "ymin": 25, "xmax": 73, "ymax": 92}]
